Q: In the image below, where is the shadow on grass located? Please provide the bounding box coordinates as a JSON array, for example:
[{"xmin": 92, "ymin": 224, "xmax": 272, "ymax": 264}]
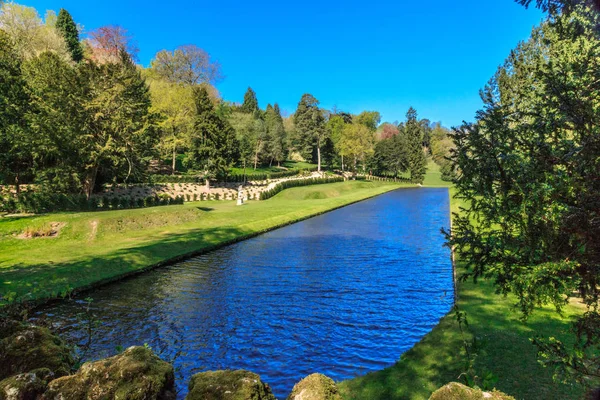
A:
[{"xmin": 338, "ymin": 275, "xmax": 585, "ymax": 400}]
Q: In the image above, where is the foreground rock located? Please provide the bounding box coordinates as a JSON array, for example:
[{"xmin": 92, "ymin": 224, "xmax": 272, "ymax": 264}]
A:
[
  {"xmin": 186, "ymin": 370, "xmax": 276, "ymax": 400},
  {"xmin": 429, "ymin": 382, "xmax": 514, "ymax": 400},
  {"xmin": 0, "ymin": 322, "xmax": 74, "ymax": 381},
  {"xmin": 287, "ymin": 373, "xmax": 341, "ymax": 400},
  {"xmin": 43, "ymin": 346, "xmax": 175, "ymax": 400},
  {"xmin": 0, "ymin": 368, "xmax": 54, "ymax": 400}
]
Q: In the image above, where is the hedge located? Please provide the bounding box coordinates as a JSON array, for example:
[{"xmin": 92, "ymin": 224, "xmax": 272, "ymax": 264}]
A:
[
  {"xmin": 0, "ymin": 191, "xmax": 185, "ymax": 214},
  {"xmin": 259, "ymin": 176, "xmax": 345, "ymax": 200}
]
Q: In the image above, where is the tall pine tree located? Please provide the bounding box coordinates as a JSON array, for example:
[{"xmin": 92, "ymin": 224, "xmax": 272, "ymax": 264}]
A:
[
  {"xmin": 240, "ymin": 87, "xmax": 259, "ymax": 114},
  {"xmin": 0, "ymin": 30, "xmax": 31, "ymax": 194},
  {"xmin": 405, "ymin": 107, "xmax": 426, "ymax": 183},
  {"xmin": 293, "ymin": 93, "xmax": 326, "ymax": 172},
  {"xmin": 56, "ymin": 9, "xmax": 83, "ymax": 62},
  {"xmin": 188, "ymin": 87, "xmax": 239, "ymax": 181}
]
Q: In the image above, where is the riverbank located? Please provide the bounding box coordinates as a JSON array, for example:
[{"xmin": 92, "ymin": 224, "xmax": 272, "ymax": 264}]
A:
[
  {"xmin": 0, "ymin": 180, "xmax": 405, "ymax": 304},
  {"xmin": 338, "ymin": 183, "xmax": 586, "ymax": 399}
]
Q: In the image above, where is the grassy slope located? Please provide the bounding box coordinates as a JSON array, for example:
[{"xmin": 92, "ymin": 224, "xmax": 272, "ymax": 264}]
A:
[
  {"xmin": 0, "ymin": 180, "xmax": 402, "ymax": 303},
  {"xmin": 338, "ymin": 161, "xmax": 585, "ymax": 400}
]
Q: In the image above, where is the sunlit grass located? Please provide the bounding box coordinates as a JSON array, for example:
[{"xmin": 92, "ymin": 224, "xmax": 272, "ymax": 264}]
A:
[{"xmin": 0, "ymin": 180, "xmax": 402, "ymax": 303}]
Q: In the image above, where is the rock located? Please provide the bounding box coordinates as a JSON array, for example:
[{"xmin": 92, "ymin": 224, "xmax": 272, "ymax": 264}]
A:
[
  {"xmin": 186, "ymin": 370, "xmax": 276, "ymax": 400},
  {"xmin": 429, "ymin": 382, "xmax": 515, "ymax": 400},
  {"xmin": 0, "ymin": 369, "xmax": 54, "ymax": 400},
  {"xmin": 0, "ymin": 323, "xmax": 74, "ymax": 381},
  {"xmin": 287, "ymin": 373, "xmax": 341, "ymax": 400},
  {"xmin": 43, "ymin": 346, "xmax": 175, "ymax": 400}
]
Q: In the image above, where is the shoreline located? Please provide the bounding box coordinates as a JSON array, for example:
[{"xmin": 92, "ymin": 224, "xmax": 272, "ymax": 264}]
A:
[{"xmin": 2, "ymin": 181, "xmax": 411, "ymax": 309}]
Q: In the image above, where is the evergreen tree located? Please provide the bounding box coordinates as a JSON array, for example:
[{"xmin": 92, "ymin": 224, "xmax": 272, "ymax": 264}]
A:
[
  {"xmin": 240, "ymin": 87, "xmax": 259, "ymax": 114},
  {"xmin": 265, "ymin": 103, "xmax": 286, "ymax": 166},
  {"xmin": 405, "ymin": 107, "xmax": 426, "ymax": 183},
  {"xmin": 23, "ymin": 51, "xmax": 87, "ymax": 193},
  {"xmin": 0, "ymin": 30, "xmax": 31, "ymax": 194},
  {"xmin": 187, "ymin": 87, "xmax": 239, "ymax": 179},
  {"xmin": 56, "ymin": 8, "xmax": 83, "ymax": 62},
  {"xmin": 293, "ymin": 93, "xmax": 326, "ymax": 172},
  {"xmin": 81, "ymin": 51, "xmax": 158, "ymax": 197}
]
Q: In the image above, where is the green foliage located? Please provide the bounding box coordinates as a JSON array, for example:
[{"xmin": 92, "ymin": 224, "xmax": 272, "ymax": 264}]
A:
[
  {"xmin": 240, "ymin": 87, "xmax": 259, "ymax": 114},
  {"xmin": 185, "ymin": 87, "xmax": 239, "ymax": 178},
  {"xmin": 293, "ymin": 93, "xmax": 326, "ymax": 171},
  {"xmin": 0, "ymin": 30, "xmax": 31, "ymax": 192},
  {"xmin": 405, "ymin": 107, "xmax": 427, "ymax": 183},
  {"xmin": 448, "ymin": 5, "xmax": 600, "ymax": 386},
  {"xmin": 55, "ymin": 9, "xmax": 83, "ymax": 62}
]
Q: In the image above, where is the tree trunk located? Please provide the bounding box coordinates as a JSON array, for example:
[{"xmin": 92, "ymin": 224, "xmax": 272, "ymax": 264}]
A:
[
  {"xmin": 14, "ymin": 174, "xmax": 20, "ymax": 196},
  {"xmin": 84, "ymin": 164, "xmax": 99, "ymax": 200},
  {"xmin": 341, "ymin": 155, "xmax": 344, "ymax": 172},
  {"xmin": 254, "ymin": 141, "xmax": 261, "ymax": 170},
  {"xmin": 172, "ymin": 147, "xmax": 176, "ymax": 175},
  {"xmin": 317, "ymin": 145, "xmax": 321, "ymax": 173}
]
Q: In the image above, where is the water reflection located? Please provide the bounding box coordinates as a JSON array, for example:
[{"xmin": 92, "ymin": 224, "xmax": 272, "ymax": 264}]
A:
[{"xmin": 37, "ymin": 187, "xmax": 453, "ymax": 398}]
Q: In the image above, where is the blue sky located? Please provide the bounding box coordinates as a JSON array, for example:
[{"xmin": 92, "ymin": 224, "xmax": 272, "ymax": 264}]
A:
[{"xmin": 32, "ymin": 0, "xmax": 543, "ymax": 127}]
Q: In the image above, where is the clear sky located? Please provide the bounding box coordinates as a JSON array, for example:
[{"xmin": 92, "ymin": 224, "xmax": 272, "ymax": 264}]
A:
[{"xmin": 31, "ymin": 0, "xmax": 543, "ymax": 127}]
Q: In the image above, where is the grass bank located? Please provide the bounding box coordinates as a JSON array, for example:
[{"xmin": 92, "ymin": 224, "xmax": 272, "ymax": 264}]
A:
[
  {"xmin": 0, "ymin": 180, "xmax": 403, "ymax": 304},
  {"xmin": 338, "ymin": 164, "xmax": 586, "ymax": 399}
]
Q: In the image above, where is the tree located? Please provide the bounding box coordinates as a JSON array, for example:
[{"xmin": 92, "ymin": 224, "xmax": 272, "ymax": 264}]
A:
[
  {"xmin": 0, "ymin": 3, "xmax": 69, "ymax": 61},
  {"xmin": 146, "ymin": 76, "xmax": 195, "ymax": 174},
  {"xmin": 240, "ymin": 87, "xmax": 259, "ymax": 115},
  {"xmin": 339, "ymin": 123, "xmax": 375, "ymax": 177},
  {"xmin": 327, "ymin": 114, "xmax": 347, "ymax": 170},
  {"xmin": 405, "ymin": 107, "xmax": 426, "ymax": 183},
  {"xmin": 448, "ymin": 5, "xmax": 600, "ymax": 385},
  {"xmin": 22, "ymin": 51, "xmax": 87, "ymax": 193},
  {"xmin": 150, "ymin": 45, "xmax": 222, "ymax": 86},
  {"xmin": 187, "ymin": 87, "xmax": 239, "ymax": 180},
  {"xmin": 265, "ymin": 103, "xmax": 286, "ymax": 166},
  {"xmin": 293, "ymin": 93, "xmax": 326, "ymax": 172},
  {"xmin": 80, "ymin": 51, "xmax": 158, "ymax": 197},
  {"xmin": 378, "ymin": 123, "xmax": 399, "ymax": 140},
  {"xmin": 56, "ymin": 8, "xmax": 83, "ymax": 62},
  {"xmin": 354, "ymin": 111, "xmax": 381, "ymax": 132},
  {"xmin": 0, "ymin": 30, "xmax": 31, "ymax": 194},
  {"xmin": 86, "ymin": 25, "xmax": 138, "ymax": 64}
]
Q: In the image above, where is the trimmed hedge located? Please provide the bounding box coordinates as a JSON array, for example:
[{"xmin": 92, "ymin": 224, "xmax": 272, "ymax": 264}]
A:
[
  {"xmin": 259, "ymin": 176, "xmax": 345, "ymax": 200},
  {"xmin": 222, "ymin": 169, "xmax": 301, "ymax": 183},
  {"xmin": 0, "ymin": 192, "xmax": 185, "ymax": 214}
]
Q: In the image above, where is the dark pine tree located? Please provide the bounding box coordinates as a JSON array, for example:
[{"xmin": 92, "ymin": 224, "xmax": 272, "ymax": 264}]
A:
[
  {"xmin": 188, "ymin": 87, "xmax": 239, "ymax": 181},
  {"xmin": 405, "ymin": 107, "xmax": 426, "ymax": 183},
  {"xmin": 56, "ymin": 9, "xmax": 84, "ymax": 62},
  {"xmin": 240, "ymin": 87, "xmax": 259, "ymax": 114}
]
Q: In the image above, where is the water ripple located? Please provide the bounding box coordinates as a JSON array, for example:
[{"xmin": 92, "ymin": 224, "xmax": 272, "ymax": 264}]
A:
[{"xmin": 35, "ymin": 187, "xmax": 453, "ymax": 399}]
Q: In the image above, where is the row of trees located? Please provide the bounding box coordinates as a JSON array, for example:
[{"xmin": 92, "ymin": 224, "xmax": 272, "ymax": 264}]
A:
[{"xmin": 0, "ymin": 1, "xmax": 441, "ymax": 202}]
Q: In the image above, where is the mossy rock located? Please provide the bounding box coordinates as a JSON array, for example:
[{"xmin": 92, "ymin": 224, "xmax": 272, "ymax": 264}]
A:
[
  {"xmin": 0, "ymin": 323, "xmax": 74, "ymax": 381},
  {"xmin": 287, "ymin": 373, "xmax": 341, "ymax": 400},
  {"xmin": 0, "ymin": 368, "xmax": 54, "ymax": 400},
  {"xmin": 43, "ymin": 346, "xmax": 175, "ymax": 400},
  {"xmin": 429, "ymin": 382, "xmax": 515, "ymax": 400},
  {"xmin": 186, "ymin": 370, "xmax": 276, "ymax": 400}
]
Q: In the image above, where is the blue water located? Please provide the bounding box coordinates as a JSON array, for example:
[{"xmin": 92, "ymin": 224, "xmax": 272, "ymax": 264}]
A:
[{"xmin": 36, "ymin": 187, "xmax": 453, "ymax": 398}]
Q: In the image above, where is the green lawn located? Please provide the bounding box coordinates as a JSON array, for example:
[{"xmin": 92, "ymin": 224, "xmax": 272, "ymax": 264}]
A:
[
  {"xmin": 338, "ymin": 173, "xmax": 586, "ymax": 399},
  {"xmin": 0, "ymin": 180, "xmax": 403, "ymax": 303}
]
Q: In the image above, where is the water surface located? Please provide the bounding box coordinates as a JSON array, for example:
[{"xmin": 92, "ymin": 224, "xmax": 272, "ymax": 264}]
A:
[{"xmin": 37, "ymin": 187, "xmax": 453, "ymax": 398}]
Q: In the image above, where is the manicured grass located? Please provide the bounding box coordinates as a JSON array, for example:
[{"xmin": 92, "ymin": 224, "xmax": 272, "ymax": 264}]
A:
[
  {"xmin": 0, "ymin": 180, "xmax": 404, "ymax": 303},
  {"xmin": 338, "ymin": 186, "xmax": 586, "ymax": 399}
]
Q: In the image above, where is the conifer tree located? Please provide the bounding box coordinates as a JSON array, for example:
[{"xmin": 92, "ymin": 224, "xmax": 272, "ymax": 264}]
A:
[
  {"xmin": 56, "ymin": 8, "xmax": 83, "ymax": 62},
  {"xmin": 0, "ymin": 30, "xmax": 31, "ymax": 194},
  {"xmin": 293, "ymin": 93, "xmax": 326, "ymax": 172},
  {"xmin": 240, "ymin": 87, "xmax": 259, "ymax": 114},
  {"xmin": 188, "ymin": 87, "xmax": 239, "ymax": 180},
  {"xmin": 405, "ymin": 107, "xmax": 426, "ymax": 183}
]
